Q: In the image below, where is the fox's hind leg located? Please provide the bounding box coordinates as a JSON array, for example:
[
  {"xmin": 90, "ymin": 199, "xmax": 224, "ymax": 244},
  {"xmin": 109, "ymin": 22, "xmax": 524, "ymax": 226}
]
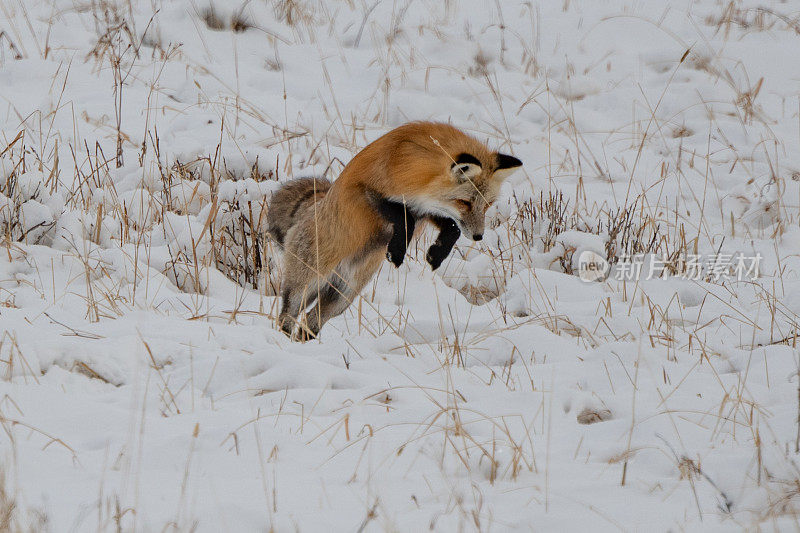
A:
[
  {"xmin": 302, "ymin": 251, "xmax": 383, "ymax": 340},
  {"xmin": 277, "ymin": 284, "xmax": 311, "ymax": 337},
  {"xmin": 277, "ymin": 248, "xmax": 320, "ymax": 337},
  {"xmin": 297, "ymin": 274, "xmax": 348, "ymax": 341}
]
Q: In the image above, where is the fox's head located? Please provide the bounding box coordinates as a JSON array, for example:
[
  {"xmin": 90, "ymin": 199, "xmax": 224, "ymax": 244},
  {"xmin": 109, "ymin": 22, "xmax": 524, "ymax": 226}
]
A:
[
  {"xmin": 372, "ymin": 122, "xmax": 523, "ymax": 240},
  {"xmin": 438, "ymin": 151, "xmax": 522, "ymax": 240}
]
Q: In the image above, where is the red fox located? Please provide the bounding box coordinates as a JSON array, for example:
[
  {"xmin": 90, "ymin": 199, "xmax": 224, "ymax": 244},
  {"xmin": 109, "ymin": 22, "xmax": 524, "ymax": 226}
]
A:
[{"xmin": 267, "ymin": 122, "xmax": 522, "ymax": 340}]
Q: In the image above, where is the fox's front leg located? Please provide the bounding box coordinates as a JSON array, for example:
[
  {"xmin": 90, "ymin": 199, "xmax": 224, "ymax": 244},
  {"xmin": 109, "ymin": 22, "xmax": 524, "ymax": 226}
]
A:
[
  {"xmin": 378, "ymin": 199, "xmax": 416, "ymax": 267},
  {"xmin": 426, "ymin": 216, "xmax": 461, "ymax": 270}
]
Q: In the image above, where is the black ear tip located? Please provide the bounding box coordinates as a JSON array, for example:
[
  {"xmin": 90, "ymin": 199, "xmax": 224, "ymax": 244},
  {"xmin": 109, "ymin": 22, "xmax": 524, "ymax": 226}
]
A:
[{"xmin": 497, "ymin": 153, "xmax": 522, "ymax": 169}]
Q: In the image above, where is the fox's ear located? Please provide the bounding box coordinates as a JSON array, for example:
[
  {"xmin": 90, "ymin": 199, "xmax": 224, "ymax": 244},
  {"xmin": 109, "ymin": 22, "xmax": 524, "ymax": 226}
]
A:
[
  {"xmin": 493, "ymin": 153, "xmax": 522, "ymax": 180},
  {"xmin": 450, "ymin": 153, "xmax": 482, "ymax": 182}
]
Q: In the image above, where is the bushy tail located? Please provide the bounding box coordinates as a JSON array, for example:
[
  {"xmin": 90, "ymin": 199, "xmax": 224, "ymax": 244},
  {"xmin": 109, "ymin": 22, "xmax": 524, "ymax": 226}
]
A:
[{"xmin": 267, "ymin": 177, "xmax": 332, "ymax": 248}]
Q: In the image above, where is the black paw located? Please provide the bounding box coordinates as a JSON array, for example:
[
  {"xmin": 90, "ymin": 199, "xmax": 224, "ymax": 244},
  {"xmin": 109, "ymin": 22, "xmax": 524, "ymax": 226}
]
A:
[
  {"xmin": 426, "ymin": 245, "xmax": 448, "ymax": 270},
  {"xmin": 386, "ymin": 239, "xmax": 406, "ymax": 267},
  {"xmin": 278, "ymin": 317, "xmax": 294, "ymax": 338}
]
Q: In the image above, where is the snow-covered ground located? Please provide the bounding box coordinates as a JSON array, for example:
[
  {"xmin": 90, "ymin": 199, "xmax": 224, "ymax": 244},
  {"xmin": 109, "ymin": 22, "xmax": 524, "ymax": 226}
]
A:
[{"xmin": 2, "ymin": 0, "xmax": 800, "ymax": 530}]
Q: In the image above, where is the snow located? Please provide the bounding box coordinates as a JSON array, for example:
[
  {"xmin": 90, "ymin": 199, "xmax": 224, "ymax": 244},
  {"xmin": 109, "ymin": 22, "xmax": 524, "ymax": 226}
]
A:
[{"xmin": 1, "ymin": 0, "xmax": 800, "ymax": 530}]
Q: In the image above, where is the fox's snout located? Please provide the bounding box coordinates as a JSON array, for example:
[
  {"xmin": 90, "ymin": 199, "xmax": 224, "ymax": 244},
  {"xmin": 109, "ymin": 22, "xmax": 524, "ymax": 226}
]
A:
[
  {"xmin": 454, "ymin": 206, "xmax": 486, "ymax": 242},
  {"xmin": 456, "ymin": 223, "xmax": 484, "ymax": 241}
]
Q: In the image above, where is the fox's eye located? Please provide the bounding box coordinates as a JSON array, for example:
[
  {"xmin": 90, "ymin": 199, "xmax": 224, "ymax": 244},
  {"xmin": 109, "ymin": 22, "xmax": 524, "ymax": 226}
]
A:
[{"xmin": 455, "ymin": 199, "xmax": 472, "ymax": 210}]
